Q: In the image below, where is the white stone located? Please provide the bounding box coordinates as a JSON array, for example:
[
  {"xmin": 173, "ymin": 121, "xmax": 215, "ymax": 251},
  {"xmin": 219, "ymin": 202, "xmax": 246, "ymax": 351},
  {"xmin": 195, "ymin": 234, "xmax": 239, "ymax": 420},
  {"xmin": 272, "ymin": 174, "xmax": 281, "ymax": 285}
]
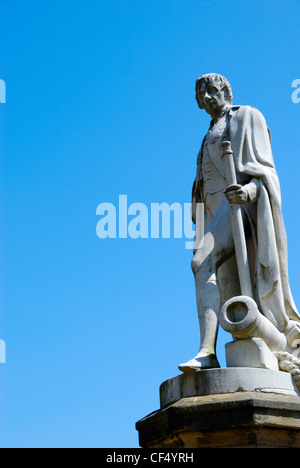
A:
[
  {"xmin": 160, "ymin": 368, "xmax": 300, "ymax": 408},
  {"xmin": 225, "ymin": 338, "xmax": 279, "ymax": 371},
  {"xmin": 181, "ymin": 73, "xmax": 300, "ymax": 373}
]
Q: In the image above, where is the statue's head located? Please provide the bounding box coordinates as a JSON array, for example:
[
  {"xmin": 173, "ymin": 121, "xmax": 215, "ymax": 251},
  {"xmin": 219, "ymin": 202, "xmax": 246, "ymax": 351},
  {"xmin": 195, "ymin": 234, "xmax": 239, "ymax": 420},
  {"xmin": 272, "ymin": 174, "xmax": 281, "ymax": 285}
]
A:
[{"xmin": 195, "ymin": 73, "xmax": 233, "ymax": 118}]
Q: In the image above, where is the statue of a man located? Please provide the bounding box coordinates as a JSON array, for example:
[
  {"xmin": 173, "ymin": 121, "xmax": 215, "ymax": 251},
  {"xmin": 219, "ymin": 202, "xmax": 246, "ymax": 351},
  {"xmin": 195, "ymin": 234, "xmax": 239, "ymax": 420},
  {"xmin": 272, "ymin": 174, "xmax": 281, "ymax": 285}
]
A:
[{"xmin": 179, "ymin": 73, "xmax": 300, "ymax": 371}]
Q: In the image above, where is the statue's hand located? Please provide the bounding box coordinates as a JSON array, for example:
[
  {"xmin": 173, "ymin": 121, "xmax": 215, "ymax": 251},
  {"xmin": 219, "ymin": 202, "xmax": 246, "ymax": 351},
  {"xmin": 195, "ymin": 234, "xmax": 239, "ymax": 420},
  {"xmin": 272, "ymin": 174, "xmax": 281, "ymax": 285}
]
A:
[{"xmin": 224, "ymin": 184, "xmax": 248, "ymax": 204}]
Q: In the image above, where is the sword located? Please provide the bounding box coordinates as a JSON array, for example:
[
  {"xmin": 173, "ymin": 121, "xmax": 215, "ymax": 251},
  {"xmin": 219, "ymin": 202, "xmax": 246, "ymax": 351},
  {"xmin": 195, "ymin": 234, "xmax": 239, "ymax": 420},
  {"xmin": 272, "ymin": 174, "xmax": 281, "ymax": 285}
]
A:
[{"xmin": 221, "ymin": 140, "xmax": 253, "ymax": 298}]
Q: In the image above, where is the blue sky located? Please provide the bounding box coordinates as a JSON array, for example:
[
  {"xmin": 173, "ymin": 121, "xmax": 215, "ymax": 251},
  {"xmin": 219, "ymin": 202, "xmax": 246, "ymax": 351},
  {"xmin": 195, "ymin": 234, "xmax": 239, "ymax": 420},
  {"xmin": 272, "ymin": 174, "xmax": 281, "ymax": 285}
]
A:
[{"xmin": 0, "ymin": 0, "xmax": 300, "ymax": 448}]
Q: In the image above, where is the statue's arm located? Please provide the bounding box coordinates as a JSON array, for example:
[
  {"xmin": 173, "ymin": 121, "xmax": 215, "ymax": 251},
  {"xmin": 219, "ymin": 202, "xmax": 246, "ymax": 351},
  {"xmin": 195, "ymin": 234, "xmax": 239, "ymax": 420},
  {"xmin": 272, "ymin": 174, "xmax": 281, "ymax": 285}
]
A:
[
  {"xmin": 225, "ymin": 178, "xmax": 260, "ymax": 205},
  {"xmin": 191, "ymin": 179, "xmax": 197, "ymax": 224},
  {"xmin": 244, "ymin": 178, "xmax": 260, "ymax": 204}
]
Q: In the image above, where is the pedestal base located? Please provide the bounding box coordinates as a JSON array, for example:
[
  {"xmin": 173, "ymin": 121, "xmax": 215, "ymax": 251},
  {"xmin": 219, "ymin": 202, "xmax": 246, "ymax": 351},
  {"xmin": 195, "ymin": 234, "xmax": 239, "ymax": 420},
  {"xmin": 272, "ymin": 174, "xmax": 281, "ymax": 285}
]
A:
[{"xmin": 136, "ymin": 368, "xmax": 300, "ymax": 448}]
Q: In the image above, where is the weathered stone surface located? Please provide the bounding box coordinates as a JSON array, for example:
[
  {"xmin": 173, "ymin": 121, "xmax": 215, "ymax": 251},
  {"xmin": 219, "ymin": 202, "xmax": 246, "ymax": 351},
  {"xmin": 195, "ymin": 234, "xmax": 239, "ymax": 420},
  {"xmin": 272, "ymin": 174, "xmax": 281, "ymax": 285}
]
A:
[
  {"xmin": 136, "ymin": 391, "xmax": 300, "ymax": 448},
  {"xmin": 160, "ymin": 368, "xmax": 299, "ymax": 409},
  {"xmin": 225, "ymin": 338, "xmax": 279, "ymax": 370}
]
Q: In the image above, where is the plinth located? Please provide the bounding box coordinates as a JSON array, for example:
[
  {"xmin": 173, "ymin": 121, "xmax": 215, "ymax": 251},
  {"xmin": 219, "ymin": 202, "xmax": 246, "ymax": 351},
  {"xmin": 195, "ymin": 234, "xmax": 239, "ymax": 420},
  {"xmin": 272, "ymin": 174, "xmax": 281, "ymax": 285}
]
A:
[{"xmin": 136, "ymin": 368, "xmax": 300, "ymax": 448}]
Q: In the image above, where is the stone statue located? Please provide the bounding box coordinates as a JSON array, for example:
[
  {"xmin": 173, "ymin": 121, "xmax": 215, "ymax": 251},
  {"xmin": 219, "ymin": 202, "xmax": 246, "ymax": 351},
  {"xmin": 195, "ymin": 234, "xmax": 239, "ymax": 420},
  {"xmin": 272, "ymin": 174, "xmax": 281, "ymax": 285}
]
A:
[{"xmin": 179, "ymin": 73, "xmax": 300, "ymax": 374}]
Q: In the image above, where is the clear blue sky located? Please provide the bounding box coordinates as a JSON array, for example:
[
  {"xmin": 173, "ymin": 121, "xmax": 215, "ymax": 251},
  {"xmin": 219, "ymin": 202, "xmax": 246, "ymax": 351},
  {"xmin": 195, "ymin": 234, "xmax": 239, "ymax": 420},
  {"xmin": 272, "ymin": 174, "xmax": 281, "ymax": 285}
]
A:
[{"xmin": 0, "ymin": 0, "xmax": 300, "ymax": 448}]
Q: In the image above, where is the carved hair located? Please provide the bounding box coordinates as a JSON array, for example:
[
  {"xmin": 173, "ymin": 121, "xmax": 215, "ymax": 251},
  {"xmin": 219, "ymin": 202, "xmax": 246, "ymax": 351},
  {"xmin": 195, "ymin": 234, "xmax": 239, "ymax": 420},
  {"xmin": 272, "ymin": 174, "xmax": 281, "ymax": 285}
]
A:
[{"xmin": 196, "ymin": 73, "xmax": 233, "ymax": 104}]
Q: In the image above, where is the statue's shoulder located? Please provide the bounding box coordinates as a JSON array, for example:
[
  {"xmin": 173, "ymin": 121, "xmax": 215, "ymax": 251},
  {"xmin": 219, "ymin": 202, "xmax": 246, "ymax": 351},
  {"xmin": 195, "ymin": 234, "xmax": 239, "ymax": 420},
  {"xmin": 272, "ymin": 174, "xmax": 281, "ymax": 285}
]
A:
[
  {"xmin": 229, "ymin": 105, "xmax": 267, "ymax": 125},
  {"xmin": 230, "ymin": 105, "xmax": 265, "ymax": 118},
  {"xmin": 229, "ymin": 105, "xmax": 271, "ymax": 141}
]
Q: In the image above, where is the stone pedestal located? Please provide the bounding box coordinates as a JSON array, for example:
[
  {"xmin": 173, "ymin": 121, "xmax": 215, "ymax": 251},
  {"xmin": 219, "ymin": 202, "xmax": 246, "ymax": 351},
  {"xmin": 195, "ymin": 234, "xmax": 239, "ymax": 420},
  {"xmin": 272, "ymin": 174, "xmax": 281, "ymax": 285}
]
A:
[{"xmin": 136, "ymin": 368, "xmax": 300, "ymax": 448}]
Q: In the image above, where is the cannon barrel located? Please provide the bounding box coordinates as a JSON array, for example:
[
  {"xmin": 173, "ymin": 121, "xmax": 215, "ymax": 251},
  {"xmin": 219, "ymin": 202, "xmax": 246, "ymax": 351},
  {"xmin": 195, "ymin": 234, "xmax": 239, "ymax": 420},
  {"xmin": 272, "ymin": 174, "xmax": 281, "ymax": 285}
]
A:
[{"xmin": 219, "ymin": 295, "xmax": 287, "ymax": 352}]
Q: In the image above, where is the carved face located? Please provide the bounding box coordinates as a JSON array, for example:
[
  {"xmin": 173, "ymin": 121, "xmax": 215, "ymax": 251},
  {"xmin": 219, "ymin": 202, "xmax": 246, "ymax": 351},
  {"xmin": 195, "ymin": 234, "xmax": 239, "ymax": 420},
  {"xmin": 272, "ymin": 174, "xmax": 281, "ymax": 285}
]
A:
[{"xmin": 196, "ymin": 80, "xmax": 228, "ymax": 118}]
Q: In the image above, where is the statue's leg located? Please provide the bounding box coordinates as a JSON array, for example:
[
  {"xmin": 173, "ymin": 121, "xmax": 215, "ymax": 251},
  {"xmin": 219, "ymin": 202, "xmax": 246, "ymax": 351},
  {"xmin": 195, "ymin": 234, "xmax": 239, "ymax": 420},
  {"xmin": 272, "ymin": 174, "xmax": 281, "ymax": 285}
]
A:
[{"xmin": 179, "ymin": 201, "xmax": 239, "ymax": 371}]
